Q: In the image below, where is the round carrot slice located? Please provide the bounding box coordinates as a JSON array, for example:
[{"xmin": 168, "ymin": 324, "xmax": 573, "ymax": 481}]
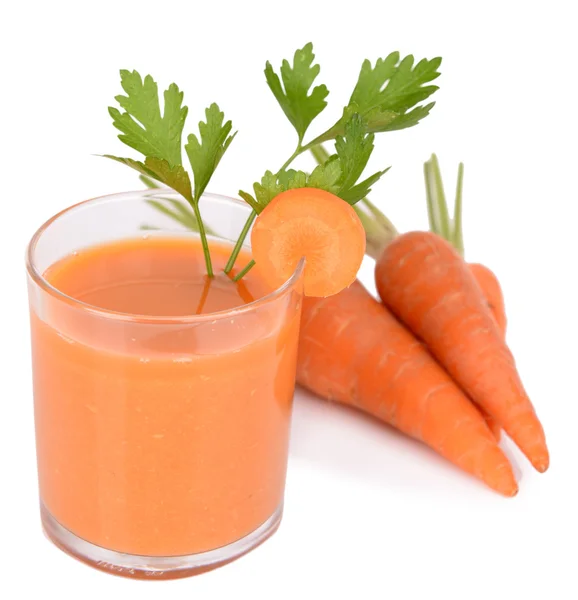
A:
[{"xmin": 251, "ymin": 188, "xmax": 366, "ymax": 297}]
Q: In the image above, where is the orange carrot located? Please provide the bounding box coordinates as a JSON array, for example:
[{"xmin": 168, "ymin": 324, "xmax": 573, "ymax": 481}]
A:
[
  {"xmin": 251, "ymin": 188, "xmax": 366, "ymax": 297},
  {"xmin": 297, "ymin": 280, "xmax": 518, "ymax": 496},
  {"xmin": 375, "ymin": 231, "xmax": 549, "ymax": 472},
  {"xmin": 470, "ymin": 263, "xmax": 507, "ymax": 335}
]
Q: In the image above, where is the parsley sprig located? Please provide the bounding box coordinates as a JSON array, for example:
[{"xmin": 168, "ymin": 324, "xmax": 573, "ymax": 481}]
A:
[
  {"xmin": 224, "ymin": 43, "xmax": 440, "ymax": 277},
  {"xmin": 104, "ymin": 70, "xmax": 236, "ymax": 276},
  {"xmin": 264, "ymin": 43, "xmax": 329, "ymax": 145},
  {"xmin": 239, "ymin": 114, "xmax": 388, "ymax": 215},
  {"xmin": 107, "ymin": 43, "xmax": 441, "ymax": 281}
]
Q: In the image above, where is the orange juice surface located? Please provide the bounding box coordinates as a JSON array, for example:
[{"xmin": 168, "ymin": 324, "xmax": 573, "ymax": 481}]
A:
[{"xmin": 30, "ymin": 236, "xmax": 302, "ymax": 556}]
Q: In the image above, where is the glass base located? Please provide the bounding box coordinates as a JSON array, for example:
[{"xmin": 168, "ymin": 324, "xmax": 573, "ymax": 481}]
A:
[{"xmin": 40, "ymin": 503, "xmax": 283, "ymax": 579}]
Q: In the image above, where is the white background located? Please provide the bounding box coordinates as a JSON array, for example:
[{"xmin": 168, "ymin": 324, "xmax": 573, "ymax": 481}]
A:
[{"xmin": 2, "ymin": 1, "xmax": 577, "ymax": 598}]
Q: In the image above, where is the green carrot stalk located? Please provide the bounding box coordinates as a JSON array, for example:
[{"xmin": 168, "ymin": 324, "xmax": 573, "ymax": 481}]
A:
[{"xmin": 423, "ymin": 154, "xmax": 466, "ymax": 256}]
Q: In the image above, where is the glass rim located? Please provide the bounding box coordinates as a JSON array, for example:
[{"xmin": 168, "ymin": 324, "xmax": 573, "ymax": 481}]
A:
[{"xmin": 26, "ymin": 189, "xmax": 305, "ymax": 324}]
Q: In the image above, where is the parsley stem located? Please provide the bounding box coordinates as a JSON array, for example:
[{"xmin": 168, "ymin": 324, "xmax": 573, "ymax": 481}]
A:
[
  {"xmin": 224, "ymin": 210, "xmax": 257, "ymax": 274},
  {"xmin": 191, "ymin": 201, "xmax": 214, "ymax": 277},
  {"xmin": 300, "ymin": 127, "xmax": 340, "ymax": 154},
  {"xmin": 226, "ymin": 146, "xmax": 303, "ymax": 277},
  {"xmin": 233, "ymin": 259, "xmax": 256, "ymax": 282},
  {"xmin": 279, "ymin": 145, "xmax": 303, "ymax": 172}
]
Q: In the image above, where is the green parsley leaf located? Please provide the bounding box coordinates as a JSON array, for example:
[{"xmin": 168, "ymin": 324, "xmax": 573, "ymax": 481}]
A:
[
  {"xmin": 139, "ymin": 174, "xmax": 160, "ymax": 189},
  {"xmin": 265, "ymin": 42, "xmax": 329, "ymax": 143},
  {"xmin": 307, "ymin": 53, "xmax": 441, "ymax": 145},
  {"xmin": 277, "ymin": 169, "xmax": 308, "ymax": 190},
  {"xmin": 109, "ymin": 70, "xmax": 187, "ymax": 167},
  {"xmin": 145, "ymin": 157, "xmax": 193, "ymax": 201},
  {"xmin": 339, "ymin": 168, "xmax": 390, "ymax": 204},
  {"xmin": 238, "ymin": 190, "xmax": 261, "ymax": 214},
  {"xmin": 349, "ymin": 53, "xmax": 441, "ymax": 132},
  {"xmin": 103, "ymin": 155, "xmax": 193, "ymax": 201},
  {"xmin": 350, "ymin": 53, "xmax": 400, "ymax": 115},
  {"xmin": 185, "ymin": 103, "xmax": 236, "ymax": 202},
  {"xmin": 334, "ymin": 114, "xmax": 375, "ymax": 193},
  {"xmin": 309, "ymin": 113, "xmax": 388, "ymax": 204},
  {"xmin": 373, "ymin": 102, "xmax": 435, "ymax": 131},
  {"xmin": 306, "ymin": 159, "xmax": 341, "ymax": 191},
  {"xmin": 253, "ymin": 170, "xmax": 284, "ymax": 207},
  {"xmin": 239, "ymin": 169, "xmax": 310, "ymax": 214},
  {"xmin": 103, "ymin": 155, "xmax": 156, "ymax": 179},
  {"xmin": 354, "ymin": 105, "xmax": 399, "ymax": 132}
]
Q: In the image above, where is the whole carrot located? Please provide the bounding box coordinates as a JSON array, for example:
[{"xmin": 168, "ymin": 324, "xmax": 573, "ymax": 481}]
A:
[
  {"xmin": 375, "ymin": 231, "xmax": 549, "ymax": 472},
  {"xmin": 298, "ymin": 280, "xmax": 518, "ymax": 496}
]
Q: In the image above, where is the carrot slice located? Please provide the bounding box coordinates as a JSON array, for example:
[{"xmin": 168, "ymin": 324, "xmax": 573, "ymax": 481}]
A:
[{"xmin": 251, "ymin": 188, "xmax": 366, "ymax": 297}]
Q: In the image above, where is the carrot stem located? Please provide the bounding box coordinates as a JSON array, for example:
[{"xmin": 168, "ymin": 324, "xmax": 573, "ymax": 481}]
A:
[
  {"xmin": 424, "ymin": 160, "xmax": 439, "ymax": 234},
  {"xmin": 429, "ymin": 154, "xmax": 452, "ymax": 241},
  {"xmin": 309, "ymin": 142, "xmax": 330, "ymax": 164},
  {"xmin": 453, "ymin": 163, "xmax": 465, "ymax": 256}
]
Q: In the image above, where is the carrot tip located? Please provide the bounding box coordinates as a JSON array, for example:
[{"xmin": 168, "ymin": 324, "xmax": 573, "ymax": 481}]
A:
[
  {"xmin": 496, "ymin": 481, "xmax": 519, "ymax": 498},
  {"xmin": 529, "ymin": 448, "xmax": 550, "ymax": 473},
  {"xmin": 534, "ymin": 460, "xmax": 549, "ymax": 473}
]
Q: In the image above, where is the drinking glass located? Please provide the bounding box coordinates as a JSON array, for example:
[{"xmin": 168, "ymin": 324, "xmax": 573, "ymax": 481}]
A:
[{"xmin": 26, "ymin": 190, "xmax": 304, "ymax": 578}]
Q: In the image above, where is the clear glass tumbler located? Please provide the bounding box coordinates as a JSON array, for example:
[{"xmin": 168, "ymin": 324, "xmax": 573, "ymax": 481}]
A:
[{"xmin": 26, "ymin": 190, "xmax": 304, "ymax": 579}]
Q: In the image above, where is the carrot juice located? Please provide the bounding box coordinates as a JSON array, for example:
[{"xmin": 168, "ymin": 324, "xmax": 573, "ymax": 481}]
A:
[{"xmin": 27, "ymin": 191, "xmax": 304, "ymax": 577}]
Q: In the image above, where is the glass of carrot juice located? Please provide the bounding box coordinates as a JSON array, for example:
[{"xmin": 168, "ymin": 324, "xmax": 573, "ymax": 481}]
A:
[{"xmin": 26, "ymin": 189, "xmax": 304, "ymax": 579}]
